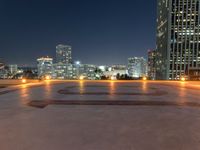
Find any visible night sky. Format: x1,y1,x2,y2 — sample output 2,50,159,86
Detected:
0,0,156,66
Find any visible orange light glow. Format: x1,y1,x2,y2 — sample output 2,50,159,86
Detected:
22,79,27,83
45,75,51,80
181,77,186,82
79,76,84,80
109,81,116,95
79,80,85,94
111,76,115,80
143,77,147,81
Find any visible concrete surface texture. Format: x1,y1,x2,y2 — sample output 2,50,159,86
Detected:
0,79,40,85
0,80,200,150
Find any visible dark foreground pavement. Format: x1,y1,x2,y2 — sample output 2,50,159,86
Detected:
0,80,200,150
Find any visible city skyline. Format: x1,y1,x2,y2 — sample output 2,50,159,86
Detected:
1,1,200,149
0,0,156,66
35,45,148,80
0,43,153,68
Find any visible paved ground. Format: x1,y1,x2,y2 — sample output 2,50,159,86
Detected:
0,80,200,150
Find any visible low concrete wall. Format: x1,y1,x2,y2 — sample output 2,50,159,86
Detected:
0,79,40,85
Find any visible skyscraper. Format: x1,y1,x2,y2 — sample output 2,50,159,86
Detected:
148,50,156,80
128,57,147,78
56,44,72,64
156,0,200,80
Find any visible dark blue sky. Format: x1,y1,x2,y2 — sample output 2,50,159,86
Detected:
0,0,156,66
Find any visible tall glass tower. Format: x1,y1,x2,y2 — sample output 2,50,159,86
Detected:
56,44,72,64
156,0,200,80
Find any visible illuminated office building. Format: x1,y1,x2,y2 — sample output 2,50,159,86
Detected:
0,62,7,79
156,0,200,80
8,64,18,75
56,44,72,64
53,63,78,79
148,50,156,80
128,57,147,78
37,57,53,77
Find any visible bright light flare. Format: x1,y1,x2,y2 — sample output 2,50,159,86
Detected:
143,77,147,81
79,76,84,80
181,77,186,82
76,61,80,65
111,76,115,80
22,79,27,83
45,75,51,80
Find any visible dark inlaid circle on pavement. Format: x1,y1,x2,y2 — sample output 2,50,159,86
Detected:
27,100,200,109
58,85,167,96
0,89,18,95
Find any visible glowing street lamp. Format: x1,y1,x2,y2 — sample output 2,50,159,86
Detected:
143,77,147,81
45,75,51,80
22,79,27,83
111,76,115,80
79,76,84,80
181,77,186,82
75,61,80,65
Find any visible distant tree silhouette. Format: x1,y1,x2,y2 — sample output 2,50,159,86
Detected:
116,73,120,80
101,75,109,80
23,70,37,79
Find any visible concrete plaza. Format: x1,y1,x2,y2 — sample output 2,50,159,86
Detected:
0,80,200,150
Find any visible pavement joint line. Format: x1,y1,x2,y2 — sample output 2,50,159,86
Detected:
27,100,200,109
0,89,19,95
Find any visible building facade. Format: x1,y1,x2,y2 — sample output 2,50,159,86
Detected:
111,65,127,71
128,57,147,78
37,57,53,77
188,68,200,80
148,50,156,80
156,0,200,80
79,64,97,79
0,62,7,79
8,64,18,75
53,63,78,79
56,44,72,64
70,63,97,80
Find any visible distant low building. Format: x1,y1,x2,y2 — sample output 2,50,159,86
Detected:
102,65,127,79
53,63,78,79
103,70,127,77
37,57,53,77
68,63,97,80
128,57,147,78
98,66,107,72
0,70,8,79
79,64,97,80
0,62,4,70
189,68,200,81
8,64,18,75
0,62,7,79
53,63,68,79
111,65,127,71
